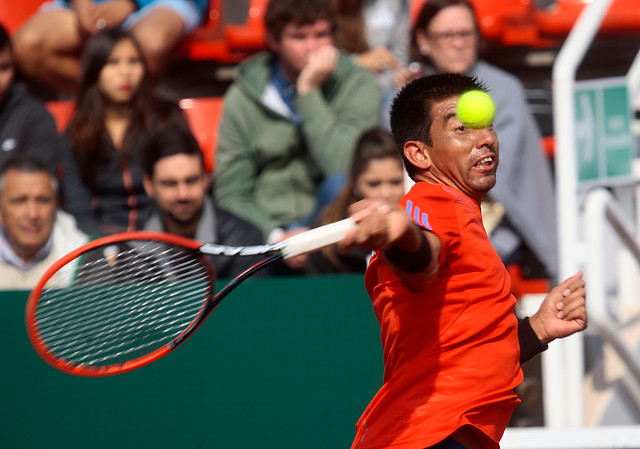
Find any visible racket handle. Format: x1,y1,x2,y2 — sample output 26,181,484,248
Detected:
282,218,356,258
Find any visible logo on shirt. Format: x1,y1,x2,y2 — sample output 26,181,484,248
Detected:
405,200,432,230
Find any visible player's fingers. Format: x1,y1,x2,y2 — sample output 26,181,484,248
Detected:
547,271,584,306
557,271,584,292
558,289,586,313
559,304,587,325
349,199,390,222
556,286,586,320
340,202,390,251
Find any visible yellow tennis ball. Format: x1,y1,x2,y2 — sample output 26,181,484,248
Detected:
456,90,496,129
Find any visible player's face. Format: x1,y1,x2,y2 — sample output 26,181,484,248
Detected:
355,157,405,204
0,45,15,103
416,5,478,75
146,154,208,225
421,96,499,202
0,169,56,261
269,19,333,81
98,38,144,104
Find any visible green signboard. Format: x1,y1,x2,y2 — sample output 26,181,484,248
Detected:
574,77,635,182
0,276,383,449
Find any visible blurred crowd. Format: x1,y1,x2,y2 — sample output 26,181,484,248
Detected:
0,0,557,289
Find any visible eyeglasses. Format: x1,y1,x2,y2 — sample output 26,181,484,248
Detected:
427,30,477,45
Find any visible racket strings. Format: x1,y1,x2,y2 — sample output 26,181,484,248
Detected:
34,241,213,368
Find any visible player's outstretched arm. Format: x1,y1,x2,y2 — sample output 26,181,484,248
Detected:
340,199,441,292
528,272,587,345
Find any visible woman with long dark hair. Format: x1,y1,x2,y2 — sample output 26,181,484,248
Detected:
60,27,187,236
306,127,404,273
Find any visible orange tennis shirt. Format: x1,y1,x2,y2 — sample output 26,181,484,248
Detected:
353,183,523,449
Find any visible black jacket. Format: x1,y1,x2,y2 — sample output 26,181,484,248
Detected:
0,84,59,172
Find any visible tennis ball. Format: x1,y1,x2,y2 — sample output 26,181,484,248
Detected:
456,90,496,129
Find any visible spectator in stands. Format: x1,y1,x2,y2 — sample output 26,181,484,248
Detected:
307,127,404,274
141,123,269,279
0,23,59,173
393,0,558,279
214,0,381,273
332,0,411,124
0,155,88,290
11,0,208,94
59,27,188,236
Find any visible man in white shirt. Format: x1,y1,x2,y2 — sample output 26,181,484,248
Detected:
0,155,88,290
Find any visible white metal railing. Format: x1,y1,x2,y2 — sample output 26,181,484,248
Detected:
585,188,640,408
551,0,617,428
547,0,640,431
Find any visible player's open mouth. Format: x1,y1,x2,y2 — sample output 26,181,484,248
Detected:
474,156,494,167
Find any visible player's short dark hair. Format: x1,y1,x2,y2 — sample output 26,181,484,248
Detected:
264,0,336,43
141,124,204,178
390,73,487,180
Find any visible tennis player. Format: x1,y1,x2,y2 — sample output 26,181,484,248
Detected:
339,73,587,449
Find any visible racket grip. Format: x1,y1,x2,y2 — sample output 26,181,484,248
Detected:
282,218,356,258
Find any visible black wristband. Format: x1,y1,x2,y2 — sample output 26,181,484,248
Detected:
519,316,548,364
383,233,431,274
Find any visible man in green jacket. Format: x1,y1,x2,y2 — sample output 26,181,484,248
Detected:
213,0,381,271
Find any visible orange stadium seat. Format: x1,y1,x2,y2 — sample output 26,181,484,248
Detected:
223,0,268,52
175,0,235,62
535,0,640,38
0,0,46,34
179,96,224,174
45,100,75,133
46,97,223,174
176,0,267,63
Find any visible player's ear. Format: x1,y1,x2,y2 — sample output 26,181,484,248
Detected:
404,141,432,171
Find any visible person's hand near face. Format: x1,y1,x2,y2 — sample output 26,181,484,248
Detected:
267,18,338,95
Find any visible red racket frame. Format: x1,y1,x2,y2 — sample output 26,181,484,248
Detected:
25,231,216,377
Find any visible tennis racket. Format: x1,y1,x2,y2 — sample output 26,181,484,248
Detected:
26,218,355,377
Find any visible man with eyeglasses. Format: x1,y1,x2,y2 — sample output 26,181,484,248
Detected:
391,0,558,286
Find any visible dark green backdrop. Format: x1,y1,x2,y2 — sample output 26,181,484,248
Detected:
0,274,383,449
